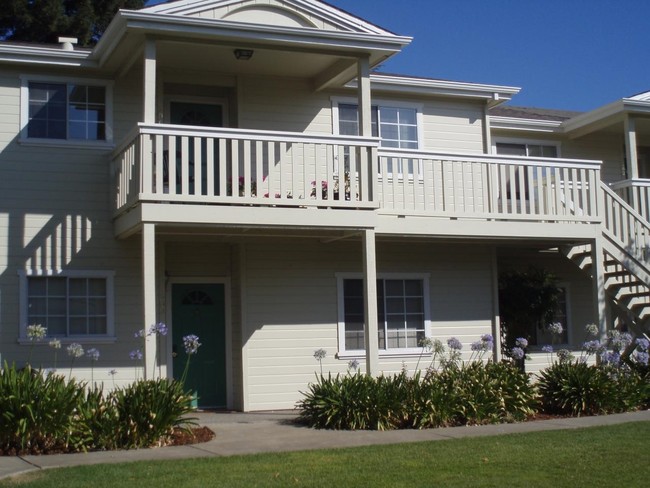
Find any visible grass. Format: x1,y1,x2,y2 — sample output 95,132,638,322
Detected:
2,422,648,488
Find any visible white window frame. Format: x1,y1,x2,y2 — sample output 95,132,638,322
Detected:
492,137,561,158
19,75,114,148
336,272,431,358
331,96,424,148
18,270,116,343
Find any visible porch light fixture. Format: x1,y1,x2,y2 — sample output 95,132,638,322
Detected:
233,49,254,61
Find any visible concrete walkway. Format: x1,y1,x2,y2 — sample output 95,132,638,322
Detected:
1,409,649,481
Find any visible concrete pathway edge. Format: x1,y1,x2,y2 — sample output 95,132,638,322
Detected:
1,409,648,481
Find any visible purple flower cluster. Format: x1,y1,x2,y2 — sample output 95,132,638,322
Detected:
582,340,604,355
510,347,525,360
447,337,463,351
515,337,528,349
183,334,201,355
149,322,168,336
129,348,143,361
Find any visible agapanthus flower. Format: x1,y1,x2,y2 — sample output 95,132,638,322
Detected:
542,345,554,353
419,337,434,351
547,322,564,335
49,338,61,349
149,322,168,336
481,334,494,343
183,335,201,355
633,351,649,366
609,331,633,352
66,343,84,358
556,349,574,363
134,328,146,338
313,348,327,361
431,339,445,354
447,337,462,351
348,359,360,371
510,347,525,360
585,323,599,337
635,337,649,352
86,348,100,361
129,348,143,361
600,350,621,366
515,337,528,348
26,324,47,341
582,340,603,355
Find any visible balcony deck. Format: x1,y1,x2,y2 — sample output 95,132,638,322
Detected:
111,124,604,240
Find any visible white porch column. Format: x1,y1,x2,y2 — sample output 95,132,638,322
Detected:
490,247,502,361
624,114,639,180
142,223,157,379
591,238,608,339
357,56,372,137
362,229,379,375
143,38,157,124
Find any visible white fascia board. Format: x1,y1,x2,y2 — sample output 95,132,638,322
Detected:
0,44,94,67
562,98,650,134
489,116,563,133
346,74,520,103
140,0,397,36
93,11,410,65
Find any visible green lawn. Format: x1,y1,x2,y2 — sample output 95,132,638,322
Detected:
2,422,648,488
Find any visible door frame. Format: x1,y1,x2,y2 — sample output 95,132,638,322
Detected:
164,95,229,126
165,277,232,409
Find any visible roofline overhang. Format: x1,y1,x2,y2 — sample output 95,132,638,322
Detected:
489,116,563,133
0,43,94,67
93,10,412,69
562,98,650,137
346,74,520,106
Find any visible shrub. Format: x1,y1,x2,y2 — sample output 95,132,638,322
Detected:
110,378,196,448
0,363,86,454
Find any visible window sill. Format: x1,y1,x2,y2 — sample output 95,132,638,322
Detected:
18,336,117,346
337,349,429,360
18,138,115,151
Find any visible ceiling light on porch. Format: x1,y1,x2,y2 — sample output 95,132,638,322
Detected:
233,49,254,61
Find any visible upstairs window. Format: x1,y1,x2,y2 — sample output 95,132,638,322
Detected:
495,142,558,158
338,103,419,149
21,77,112,144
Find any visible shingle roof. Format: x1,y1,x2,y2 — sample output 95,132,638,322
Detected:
489,105,582,122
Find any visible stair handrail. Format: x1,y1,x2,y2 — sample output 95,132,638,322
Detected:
600,181,650,267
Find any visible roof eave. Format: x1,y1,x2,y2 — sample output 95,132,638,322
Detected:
350,74,520,104
562,98,650,135
0,43,94,67
489,116,564,133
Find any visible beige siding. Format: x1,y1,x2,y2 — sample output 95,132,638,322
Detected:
562,133,624,184
242,239,495,411
421,99,485,153
239,76,332,134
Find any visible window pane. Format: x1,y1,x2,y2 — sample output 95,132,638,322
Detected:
88,317,107,335
69,278,87,296
381,107,399,123
28,297,47,315
404,280,422,295
88,279,106,295
385,280,403,296
406,297,423,313
496,143,527,156
28,277,47,295
69,317,87,335
400,125,418,142
69,297,87,315
398,108,417,125
47,317,67,336
48,277,66,295
386,298,404,314
48,297,67,315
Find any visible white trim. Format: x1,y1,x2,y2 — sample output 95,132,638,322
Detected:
19,74,114,144
166,277,233,410
17,269,116,341
489,115,564,133
335,272,431,357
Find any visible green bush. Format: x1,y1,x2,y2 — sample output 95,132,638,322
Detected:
537,361,631,416
0,363,196,454
0,363,86,454
297,362,537,430
110,378,196,448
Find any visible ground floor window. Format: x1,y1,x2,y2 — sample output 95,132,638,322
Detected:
533,285,570,346
20,271,114,338
338,275,429,354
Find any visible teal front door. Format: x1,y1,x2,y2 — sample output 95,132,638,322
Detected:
171,283,227,408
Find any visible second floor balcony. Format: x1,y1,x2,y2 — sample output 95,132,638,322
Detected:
111,124,605,239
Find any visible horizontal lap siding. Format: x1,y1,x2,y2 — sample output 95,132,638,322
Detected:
562,133,624,184
242,239,494,410
0,68,143,382
422,100,484,153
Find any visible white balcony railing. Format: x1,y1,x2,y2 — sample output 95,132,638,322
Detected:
377,149,603,222
610,179,650,224
112,125,604,226
112,123,379,215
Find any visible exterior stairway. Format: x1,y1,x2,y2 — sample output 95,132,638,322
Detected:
562,182,650,335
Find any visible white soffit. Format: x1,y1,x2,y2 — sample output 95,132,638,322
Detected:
489,116,563,133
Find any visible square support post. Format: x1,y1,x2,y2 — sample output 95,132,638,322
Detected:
142,223,157,379
624,115,639,180
363,229,379,375
591,238,608,339
143,39,157,124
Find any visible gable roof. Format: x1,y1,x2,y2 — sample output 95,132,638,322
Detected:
139,0,396,35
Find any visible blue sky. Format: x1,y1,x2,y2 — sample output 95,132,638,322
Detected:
145,0,650,112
